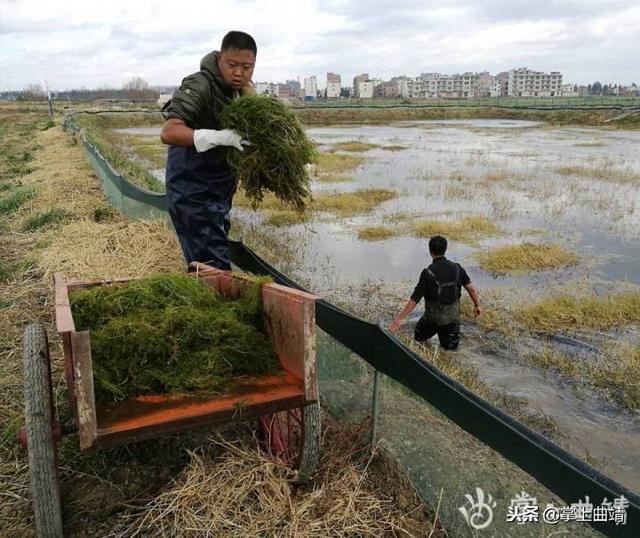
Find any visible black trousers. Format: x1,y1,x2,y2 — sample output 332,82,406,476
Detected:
165,145,235,270
414,316,460,351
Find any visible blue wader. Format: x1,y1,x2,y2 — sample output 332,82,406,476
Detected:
165,145,236,270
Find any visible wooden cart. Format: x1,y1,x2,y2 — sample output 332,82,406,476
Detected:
20,264,320,537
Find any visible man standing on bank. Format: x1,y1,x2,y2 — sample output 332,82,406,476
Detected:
160,31,256,270
390,235,481,351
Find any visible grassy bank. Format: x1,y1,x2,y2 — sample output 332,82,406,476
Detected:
71,112,165,192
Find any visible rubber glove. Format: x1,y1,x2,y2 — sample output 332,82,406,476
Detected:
193,129,248,153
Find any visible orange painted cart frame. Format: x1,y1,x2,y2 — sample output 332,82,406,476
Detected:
20,264,321,536
53,263,319,451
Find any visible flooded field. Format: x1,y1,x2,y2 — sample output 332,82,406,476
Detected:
117,120,640,493
301,120,640,491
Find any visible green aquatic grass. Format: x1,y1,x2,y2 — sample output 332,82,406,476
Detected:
71,273,279,401
22,208,73,231
222,95,317,210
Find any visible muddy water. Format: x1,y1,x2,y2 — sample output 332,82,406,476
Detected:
298,120,640,493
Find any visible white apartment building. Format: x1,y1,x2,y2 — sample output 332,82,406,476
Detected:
326,72,341,99
507,67,563,97
255,82,277,96
405,72,486,98
353,73,369,98
357,81,374,98
303,76,318,99
561,84,578,97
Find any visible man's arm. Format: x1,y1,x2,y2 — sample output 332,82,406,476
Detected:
390,299,418,332
160,118,195,146
463,283,482,318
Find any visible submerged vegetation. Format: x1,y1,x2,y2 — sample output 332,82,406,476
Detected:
124,135,167,169
530,345,640,411
331,141,380,152
556,165,640,183
71,273,279,401
313,188,396,216
358,226,397,241
314,151,365,182
476,243,580,274
412,216,500,242
222,95,318,210
517,292,640,332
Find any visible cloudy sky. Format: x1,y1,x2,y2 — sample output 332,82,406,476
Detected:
0,0,638,91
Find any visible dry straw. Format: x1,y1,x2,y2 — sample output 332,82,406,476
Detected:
37,219,184,280
123,423,433,538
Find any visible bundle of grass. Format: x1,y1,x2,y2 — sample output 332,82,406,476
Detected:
221,95,318,210
70,273,280,401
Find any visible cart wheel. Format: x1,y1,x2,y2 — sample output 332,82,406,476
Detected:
259,402,321,482
23,324,63,538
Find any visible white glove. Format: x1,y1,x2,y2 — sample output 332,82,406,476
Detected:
193,129,248,153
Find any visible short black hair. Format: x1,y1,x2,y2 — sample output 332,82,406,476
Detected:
429,235,447,256
221,31,257,56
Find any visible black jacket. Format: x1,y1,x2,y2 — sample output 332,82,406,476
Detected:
411,256,471,305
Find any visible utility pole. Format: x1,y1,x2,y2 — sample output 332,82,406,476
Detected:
45,80,53,116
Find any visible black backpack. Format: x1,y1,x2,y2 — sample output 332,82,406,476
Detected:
426,264,460,305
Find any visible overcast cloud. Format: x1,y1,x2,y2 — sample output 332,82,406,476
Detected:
0,0,638,90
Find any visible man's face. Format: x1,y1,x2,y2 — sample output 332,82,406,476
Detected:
218,48,256,90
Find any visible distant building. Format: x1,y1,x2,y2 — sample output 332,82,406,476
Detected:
507,67,563,97
374,80,402,98
357,80,374,99
561,84,578,97
276,83,297,99
157,93,172,106
303,76,318,99
353,73,369,98
326,72,341,99
255,82,277,96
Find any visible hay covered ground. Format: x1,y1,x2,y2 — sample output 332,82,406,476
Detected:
0,103,441,537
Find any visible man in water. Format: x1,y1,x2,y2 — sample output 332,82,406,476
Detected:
160,31,256,270
390,235,481,350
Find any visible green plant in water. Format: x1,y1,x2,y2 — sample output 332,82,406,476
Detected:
70,273,280,401
221,95,318,211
